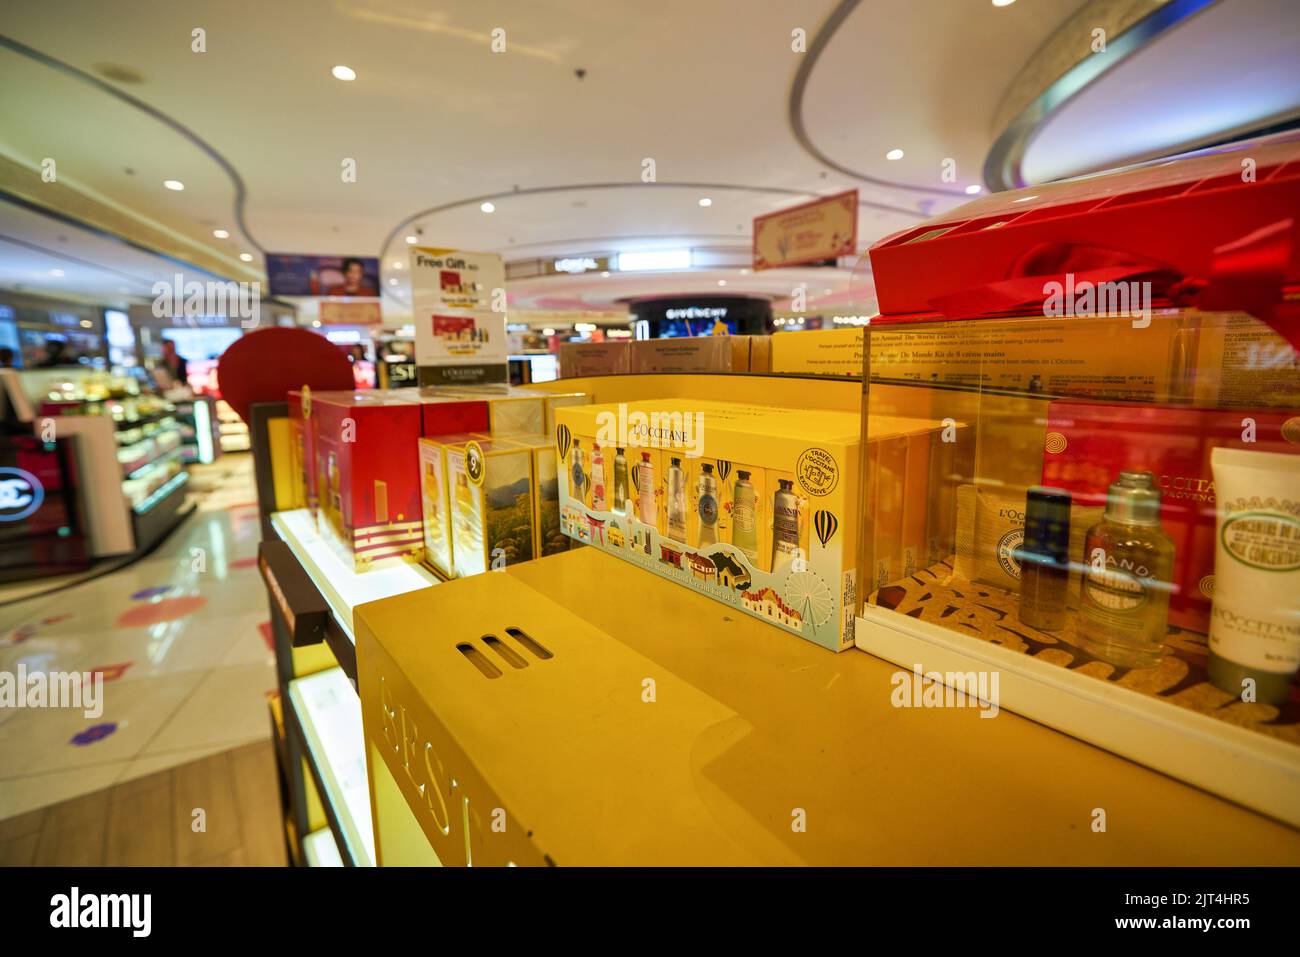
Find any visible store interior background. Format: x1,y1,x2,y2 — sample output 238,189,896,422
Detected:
1,0,1298,865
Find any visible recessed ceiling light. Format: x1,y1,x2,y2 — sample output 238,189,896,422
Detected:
388,278,398,285
542,328,556,336
965,185,983,195
886,149,904,161
480,201,495,213
239,252,253,262
312,320,322,327
392,261,403,268
717,279,727,287
79,319,93,328
213,229,229,239
49,269,64,276
992,0,1016,6
698,197,712,207
405,235,418,245
332,65,356,81
163,179,184,191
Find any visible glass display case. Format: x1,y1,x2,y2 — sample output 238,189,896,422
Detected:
856,132,1300,826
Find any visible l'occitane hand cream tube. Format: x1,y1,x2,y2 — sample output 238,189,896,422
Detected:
1207,448,1300,705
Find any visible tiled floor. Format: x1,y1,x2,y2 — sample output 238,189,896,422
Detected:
0,739,287,866
0,456,278,822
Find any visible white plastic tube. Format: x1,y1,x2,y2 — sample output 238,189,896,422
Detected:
1207,447,1300,704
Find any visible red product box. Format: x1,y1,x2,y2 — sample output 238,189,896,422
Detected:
311,390,425,572
1042,400,1300,633
416,392,490,437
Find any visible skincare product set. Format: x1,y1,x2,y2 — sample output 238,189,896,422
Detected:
287,385,588,574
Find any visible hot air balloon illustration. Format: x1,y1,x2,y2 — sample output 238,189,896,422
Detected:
556,424,572,461
813,509,838,547
714,459,732,482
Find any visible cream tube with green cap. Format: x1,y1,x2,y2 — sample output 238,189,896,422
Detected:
1207,447,1300,705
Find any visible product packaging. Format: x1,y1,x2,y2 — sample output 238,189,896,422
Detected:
431,434,538,578
310,390,425,572
556,398,860,651
287,387,315,513
628,336,754,373
559,341,631,378
1041,400,1300,632
770,327,864,377
1207,447,1300,704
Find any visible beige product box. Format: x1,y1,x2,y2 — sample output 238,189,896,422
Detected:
629,335,751,373
749,335,772,373
559,341,630,378
771,327,865,377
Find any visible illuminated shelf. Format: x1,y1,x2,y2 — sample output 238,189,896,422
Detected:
270,508,440,643
287,667,375,867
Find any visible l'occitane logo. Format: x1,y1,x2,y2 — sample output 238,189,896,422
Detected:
1044,432,1068,454
1282,417,1300,445
1221,511,1300,572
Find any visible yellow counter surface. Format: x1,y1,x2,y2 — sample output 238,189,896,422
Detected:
356,546,1300,865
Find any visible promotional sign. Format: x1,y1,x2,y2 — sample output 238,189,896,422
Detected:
410,246,507,386
752,189,858,271
318,300,383,325
265,254,382,298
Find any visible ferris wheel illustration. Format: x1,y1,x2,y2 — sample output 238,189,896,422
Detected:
784,569,834,635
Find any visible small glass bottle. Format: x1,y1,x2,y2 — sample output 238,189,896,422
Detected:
666,457,687,540
1017,486,1072,632
731,471,759,562
612,447,629,512
1076,471,1176,669
697,463,719,546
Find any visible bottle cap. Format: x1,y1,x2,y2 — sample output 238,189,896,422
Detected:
671,457,681,466
616,447,624,454
778,479,793,491
1022,486,1071,564
641,451,651,461
737,470,750,480
702,463,713,474
1104,470,1162,525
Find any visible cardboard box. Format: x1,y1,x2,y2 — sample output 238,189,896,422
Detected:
287,388,314,512
629,336,751,373
420,434,543,578
556,398,860,651
559,341,630,378
771,327,864,377
311,391,424,572
1041,401,1300,633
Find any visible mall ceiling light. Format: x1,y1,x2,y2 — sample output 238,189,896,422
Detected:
886,148,904,161
405,235,418,244
698,197,712,207
332,65,356,81
543,327,556,336
992,0,1016,6
965,184,983,194
480,201,496,213
163,179,184,191
239,252,253,262
617,249,691,271
212,228,229,238
717,279,727,286
312,320,322,327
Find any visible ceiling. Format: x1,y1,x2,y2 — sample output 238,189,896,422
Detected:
1,0,1292,325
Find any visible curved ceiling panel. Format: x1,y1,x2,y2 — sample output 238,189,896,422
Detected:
799,0,1088,198
1020,0,1300,184
0,38,260,281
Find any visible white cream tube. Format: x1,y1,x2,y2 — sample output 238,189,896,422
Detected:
1207,447,1300,705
